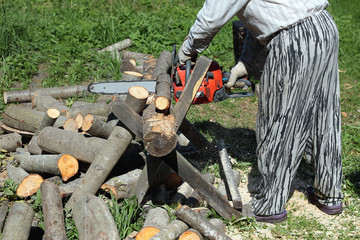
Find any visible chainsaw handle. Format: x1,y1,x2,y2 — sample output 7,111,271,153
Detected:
185,60,191,85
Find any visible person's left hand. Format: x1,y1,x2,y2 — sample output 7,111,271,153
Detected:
178,37,197,65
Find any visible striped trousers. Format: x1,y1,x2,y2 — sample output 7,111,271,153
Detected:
252,10,343,216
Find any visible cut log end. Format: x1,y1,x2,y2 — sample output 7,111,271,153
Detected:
179,230,202,240
135,226,160,240
16,174,44,198
58,154,79,181
155,96,170,111
82,114,94,132
100,184,118,198
124,71,144,78
47,108,61,119
75,113,84,129
63,118,78,132
129,86,149,100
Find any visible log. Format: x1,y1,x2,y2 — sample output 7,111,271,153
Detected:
74,113,84,129
100,38,133,53
218,139,242,210
142,100,177,157
0,202,35,240
178,228,204,240
67,102,111,119
151,50,172,80
155,73,172,111
142,58,157,80
150,219,189,240
65,126,132,209
63,118,78,132
175,206,232,240
2,105,67,133
121,51,154,68
121,71,144,81
101,168,142,199
125,86,149,115
4,84,88,104
173,56,212,129
73,194,120,240
6,165,44,198
82,114,113,138
135,207,170,240
209,218,226,234
17,154,79,181
0,124,34,136
46,174,84,198
32,94,69,115
35,108,60,136
40,181,67,240
120,58,139,73
0,133,22,152
0,200,9,233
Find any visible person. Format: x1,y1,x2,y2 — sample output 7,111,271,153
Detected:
178,0,343,223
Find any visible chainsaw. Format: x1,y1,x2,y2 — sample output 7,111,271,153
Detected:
88,45,255,104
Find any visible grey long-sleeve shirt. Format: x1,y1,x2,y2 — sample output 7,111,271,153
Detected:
182,0,329,67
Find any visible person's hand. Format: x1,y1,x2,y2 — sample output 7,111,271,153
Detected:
225,61,248,88
178,38,196,65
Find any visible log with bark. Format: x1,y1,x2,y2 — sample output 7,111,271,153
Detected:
0,133,22,152
124,86,149,115
0,202,35,240
73,194,120,240
142,58,157,80
154,73,172,112
121,51,154,70
6,164,44,198
151,50,172,80
0,200,9,234
100,38,133,55
218,139,242,210
65,126,132,209
32,94,69,115
135,207,170,240
82,114,113,138
142,99,177,157
4,84,88,104
67,101,111,119
101,168,142,199
40,181,67,240
120,58,139,73
16,153,79,181
150,219,189,240
2,105,68,133
175,205,232,240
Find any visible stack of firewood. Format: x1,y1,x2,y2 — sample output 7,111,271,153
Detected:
0,40,243,240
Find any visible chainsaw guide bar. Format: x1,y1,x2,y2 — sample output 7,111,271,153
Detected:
88,80,156,95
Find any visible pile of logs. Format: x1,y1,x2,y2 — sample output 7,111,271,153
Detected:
0,40,244,239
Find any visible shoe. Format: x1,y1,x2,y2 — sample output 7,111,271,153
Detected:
242,203,287,223
306,187,343,215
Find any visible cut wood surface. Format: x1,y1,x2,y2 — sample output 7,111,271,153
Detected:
4,84,88,104
149,219,189,240
6,164,44,197
32,94,69,115
63,118,79,132
40,181,68,240
155,73,172,111
178,228,204,240
0,200,9,234
151,50,172,80
74,113,84,129
125,86,149,115
173,56,212,128
73,194,120,240
67,101,111,118
175,206,232,240
101,168,142,199
18,153,78,181
0,133,22,152
142,100,177,157
65,126,132,209
82,114,113,138
218,139,242,210
121,71,144,81
0,202,35,240
136,207,170,240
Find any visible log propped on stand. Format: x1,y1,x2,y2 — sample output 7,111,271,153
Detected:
73,194,120,240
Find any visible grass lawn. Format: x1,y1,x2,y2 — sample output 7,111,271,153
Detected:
0,0,359,239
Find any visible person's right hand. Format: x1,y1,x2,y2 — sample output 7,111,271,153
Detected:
225,61,248,88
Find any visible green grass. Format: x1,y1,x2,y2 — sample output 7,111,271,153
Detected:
0,0,359,238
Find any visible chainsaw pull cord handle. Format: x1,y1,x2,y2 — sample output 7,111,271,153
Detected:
185,60,191,85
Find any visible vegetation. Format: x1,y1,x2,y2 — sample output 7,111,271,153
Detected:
0,0,359,238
